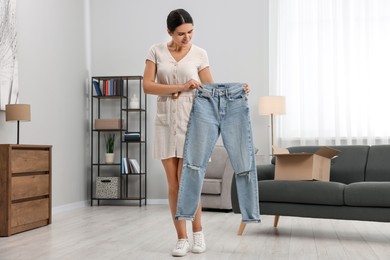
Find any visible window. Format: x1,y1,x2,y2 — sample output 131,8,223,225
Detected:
270,0,390,146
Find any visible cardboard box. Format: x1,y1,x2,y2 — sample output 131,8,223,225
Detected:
95,119,124,130
273,146,340,181
95,177,120,198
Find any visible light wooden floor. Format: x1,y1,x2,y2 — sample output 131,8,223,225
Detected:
1,205,390,260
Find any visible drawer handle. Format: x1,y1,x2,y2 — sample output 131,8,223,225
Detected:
101,180,111,183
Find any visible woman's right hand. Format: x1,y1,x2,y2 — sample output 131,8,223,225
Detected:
183,79,202,91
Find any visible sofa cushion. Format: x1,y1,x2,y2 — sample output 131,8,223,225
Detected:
344,182,390,207
328,145,369,184
202,179,222,195
259,180,345,206
365,145,390,181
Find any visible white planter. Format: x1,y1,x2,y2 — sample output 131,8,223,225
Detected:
105,153,115,164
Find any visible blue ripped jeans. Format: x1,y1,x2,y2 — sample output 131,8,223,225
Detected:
175,83,260,223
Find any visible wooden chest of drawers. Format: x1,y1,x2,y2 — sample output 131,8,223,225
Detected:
0,144,52,236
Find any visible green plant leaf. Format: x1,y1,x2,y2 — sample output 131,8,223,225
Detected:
104,133,115,153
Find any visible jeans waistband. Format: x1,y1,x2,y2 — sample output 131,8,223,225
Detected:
200,83,245,97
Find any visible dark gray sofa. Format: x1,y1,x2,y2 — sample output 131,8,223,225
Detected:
231,145,390,235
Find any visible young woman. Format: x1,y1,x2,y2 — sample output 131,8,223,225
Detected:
143,8,249,257
143,9,212,257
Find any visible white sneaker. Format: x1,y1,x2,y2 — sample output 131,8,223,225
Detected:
192,231,206,253
171,239,190,257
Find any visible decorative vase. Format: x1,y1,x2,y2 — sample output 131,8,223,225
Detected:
129,94,139,109
105,153,115,164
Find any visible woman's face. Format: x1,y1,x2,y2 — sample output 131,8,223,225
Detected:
169,23,193,47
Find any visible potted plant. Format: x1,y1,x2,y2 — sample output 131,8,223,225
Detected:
104,133,115,164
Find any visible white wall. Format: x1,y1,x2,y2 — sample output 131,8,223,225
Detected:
0,0,89,207
90,0,270,200
0,0,270,206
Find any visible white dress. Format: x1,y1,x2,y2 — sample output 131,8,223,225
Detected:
146,43,210,160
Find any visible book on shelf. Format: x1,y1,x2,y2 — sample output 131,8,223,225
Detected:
104,80,109,96
129,159,141,174
93,79,103,96
121,158,141,174
122,158,129,174
115,79,123,96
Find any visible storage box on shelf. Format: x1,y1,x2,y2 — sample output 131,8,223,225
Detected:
0,144,52,236
95,177,120,199
95,119,124,130
90,76,147,206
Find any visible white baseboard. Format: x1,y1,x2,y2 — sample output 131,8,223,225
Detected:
52,199,168,214
52,200,89,215
147,199,168,205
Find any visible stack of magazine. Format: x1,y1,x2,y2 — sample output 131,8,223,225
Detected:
122,158,141,174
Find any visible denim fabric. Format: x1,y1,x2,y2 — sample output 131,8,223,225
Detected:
175,83,261,223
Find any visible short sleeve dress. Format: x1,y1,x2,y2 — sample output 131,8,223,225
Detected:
146,42,209,160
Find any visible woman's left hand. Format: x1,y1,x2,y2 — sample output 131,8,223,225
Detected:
244,84,250,94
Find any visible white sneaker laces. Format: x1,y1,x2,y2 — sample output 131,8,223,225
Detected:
176,239,188,249
193,233,203,247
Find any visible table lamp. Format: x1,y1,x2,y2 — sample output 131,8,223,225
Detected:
258,96,286,150
5,104,31,144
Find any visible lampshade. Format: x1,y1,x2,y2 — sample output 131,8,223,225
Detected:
258,96,286,115
5,104,31,121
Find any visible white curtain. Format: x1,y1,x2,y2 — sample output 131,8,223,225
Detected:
0,0,18,111
270,0,390,147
